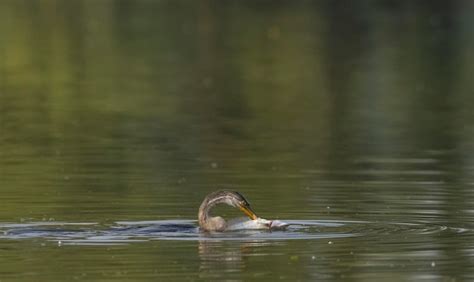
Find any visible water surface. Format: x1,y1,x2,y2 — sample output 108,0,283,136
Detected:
1,0,474,281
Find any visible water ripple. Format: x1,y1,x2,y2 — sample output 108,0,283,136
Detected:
0,220,472,246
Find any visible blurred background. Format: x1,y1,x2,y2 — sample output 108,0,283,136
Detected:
0,0,474,280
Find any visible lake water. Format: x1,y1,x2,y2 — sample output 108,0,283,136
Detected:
1,1,474,281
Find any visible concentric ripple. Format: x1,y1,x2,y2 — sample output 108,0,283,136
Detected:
0,220,471,246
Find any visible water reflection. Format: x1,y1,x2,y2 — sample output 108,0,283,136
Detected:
198,241,252,278
0,219,473,280
1,0,474,280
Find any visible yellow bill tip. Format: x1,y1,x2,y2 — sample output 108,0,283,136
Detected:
239,205,258,220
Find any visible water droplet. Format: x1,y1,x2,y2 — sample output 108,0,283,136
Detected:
431,261,436,267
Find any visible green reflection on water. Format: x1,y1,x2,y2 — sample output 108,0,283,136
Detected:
1,0,474,281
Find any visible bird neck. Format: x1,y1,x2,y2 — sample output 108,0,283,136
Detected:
198,198,215,227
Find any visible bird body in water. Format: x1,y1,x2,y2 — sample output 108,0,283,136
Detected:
198,190,288,231
198,190,257,231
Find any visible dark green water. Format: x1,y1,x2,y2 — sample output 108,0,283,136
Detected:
1,1,474,281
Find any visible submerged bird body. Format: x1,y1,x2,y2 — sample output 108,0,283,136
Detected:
198,190,289,231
